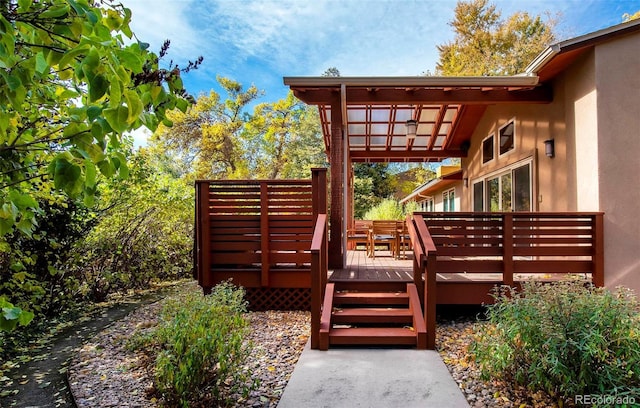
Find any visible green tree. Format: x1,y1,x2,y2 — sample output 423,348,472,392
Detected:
68,148,194,302
153,77,261,179
623,10,640,21
353,163,395,217
0,0,198,333
246,92,326,179
0,0,198,239
436,0,556,75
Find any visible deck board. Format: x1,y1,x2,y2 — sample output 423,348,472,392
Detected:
329,250,414,281
329,250,592,283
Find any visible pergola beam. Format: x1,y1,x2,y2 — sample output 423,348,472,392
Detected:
292,86,552,105
349,149,466,161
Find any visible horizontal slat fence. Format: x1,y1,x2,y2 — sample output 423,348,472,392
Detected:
195,169,327,310
409,211,604,350
413,212,604,287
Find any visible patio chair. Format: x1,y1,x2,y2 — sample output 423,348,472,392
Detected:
367,220,399,258
395,220,412,259
347,220,371,250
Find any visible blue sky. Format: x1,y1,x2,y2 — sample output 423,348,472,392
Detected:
122,0,640,145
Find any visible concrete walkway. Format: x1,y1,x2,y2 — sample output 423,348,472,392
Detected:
278,342,470,408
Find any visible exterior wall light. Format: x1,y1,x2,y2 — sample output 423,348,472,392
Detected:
463,177,469,188
544,139,555,158
406,119,417,140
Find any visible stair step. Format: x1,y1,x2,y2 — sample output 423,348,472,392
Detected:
332,307,413,324
329,327,417,346
333,291,409,306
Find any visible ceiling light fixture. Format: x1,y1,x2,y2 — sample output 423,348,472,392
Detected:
406,119,417,140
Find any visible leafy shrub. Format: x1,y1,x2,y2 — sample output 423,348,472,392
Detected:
69,150,194,301
151,282,254,407
0,195,94,321
364,198,417,220
472,280,640,402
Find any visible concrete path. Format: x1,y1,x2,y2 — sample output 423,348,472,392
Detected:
278,343,470,408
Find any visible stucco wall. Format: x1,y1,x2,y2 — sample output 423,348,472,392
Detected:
461,94,571,212
595,34,640,292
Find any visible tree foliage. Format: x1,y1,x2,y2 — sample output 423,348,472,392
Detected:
152,77,261,179
623,10,640,21
436,0,556,75
154,80,325,180
0,0,198,239
247,92,326,179
0,0,199,333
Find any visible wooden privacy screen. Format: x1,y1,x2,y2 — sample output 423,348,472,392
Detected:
413,212,604,287
195,170,327,310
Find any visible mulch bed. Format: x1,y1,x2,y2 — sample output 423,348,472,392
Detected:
68,283,566,407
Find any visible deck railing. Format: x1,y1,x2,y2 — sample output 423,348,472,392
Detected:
195,169,327,310
409,211,605,349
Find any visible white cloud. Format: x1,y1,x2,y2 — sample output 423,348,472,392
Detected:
121,0,201,63
200,0,456,77
126,127,152,149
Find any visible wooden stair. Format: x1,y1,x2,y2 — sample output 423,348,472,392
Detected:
319,282,427,349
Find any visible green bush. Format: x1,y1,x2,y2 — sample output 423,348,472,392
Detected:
472,280,640,402
152,282,254,407
364,198,418,220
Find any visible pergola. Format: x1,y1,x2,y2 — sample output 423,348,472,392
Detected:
284,76,552,268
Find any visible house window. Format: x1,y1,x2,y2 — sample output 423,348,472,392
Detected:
482,135,494,164
473,181,484,212
424,198,434,212
476,161,531,212
443,189,455,212
499,120,515,156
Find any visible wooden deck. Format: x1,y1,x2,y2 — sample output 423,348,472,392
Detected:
330,250,591,285
329,250,413,281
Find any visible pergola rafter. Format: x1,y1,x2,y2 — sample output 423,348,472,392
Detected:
284,75,553,268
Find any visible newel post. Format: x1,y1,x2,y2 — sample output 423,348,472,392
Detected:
312,168,328,289
502,213,514,288
425,252,437,350
311,169,328,350
593,213,605,287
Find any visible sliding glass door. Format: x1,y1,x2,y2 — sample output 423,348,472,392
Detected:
473,162,531,212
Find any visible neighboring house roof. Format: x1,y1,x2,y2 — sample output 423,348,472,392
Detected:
400,167,462,204
525,18,640,82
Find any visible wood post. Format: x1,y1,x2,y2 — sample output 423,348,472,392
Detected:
425,252,436,350
312,168,329,293
260,182,270,287
311,214,328,350
329,95,344,269
502,213,514,288
197,182,212,292
593,213,605,287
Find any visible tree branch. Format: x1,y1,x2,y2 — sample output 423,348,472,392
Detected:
0,172,48,190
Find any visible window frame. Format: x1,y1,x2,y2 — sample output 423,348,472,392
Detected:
472,159,532,212
443,188,456,212
482,134,495,165
498,118,516,157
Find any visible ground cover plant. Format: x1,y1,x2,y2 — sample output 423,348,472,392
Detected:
472,279,640,405
131,281,256,407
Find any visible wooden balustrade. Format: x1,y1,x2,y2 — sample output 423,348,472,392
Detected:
409,211,605,350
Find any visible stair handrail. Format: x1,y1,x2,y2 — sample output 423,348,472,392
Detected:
310,213,328,350
407,213,438,349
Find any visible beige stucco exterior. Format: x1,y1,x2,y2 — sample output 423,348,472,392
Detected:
459,31,640,294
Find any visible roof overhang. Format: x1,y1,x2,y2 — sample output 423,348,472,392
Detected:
400,169,463,203
284,76,551,163
526,19,640,82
